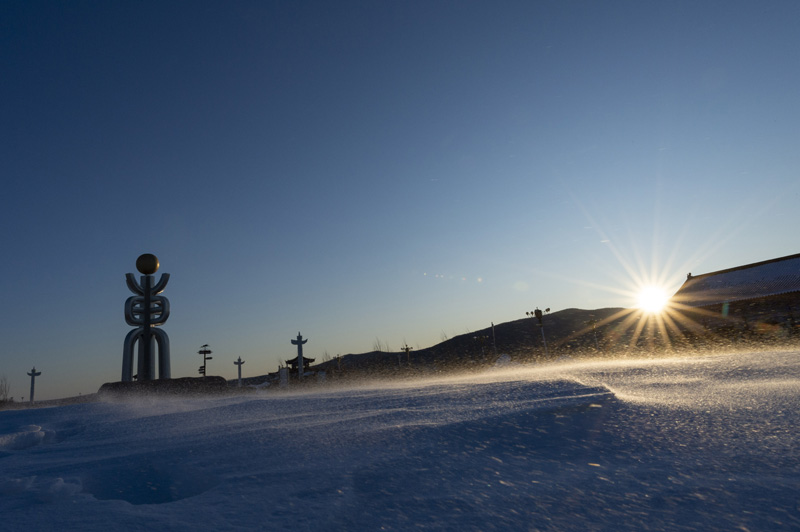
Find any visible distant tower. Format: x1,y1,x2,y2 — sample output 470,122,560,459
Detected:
122,254,171,382
27,366,41,404
234,357,245,387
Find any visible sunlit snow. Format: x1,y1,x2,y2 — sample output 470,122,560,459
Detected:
1,350,798,531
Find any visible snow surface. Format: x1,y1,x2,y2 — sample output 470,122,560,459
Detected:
1,350,799,531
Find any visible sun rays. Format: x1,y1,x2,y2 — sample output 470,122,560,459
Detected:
554,296,721,355
540,196,756,354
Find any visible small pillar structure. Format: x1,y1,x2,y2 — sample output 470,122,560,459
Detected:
27,366,41,404
198,344,212,376
288,332,314,380
122,254,171,382
234,356,245,387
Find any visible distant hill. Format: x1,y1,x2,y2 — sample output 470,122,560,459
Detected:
223,303,800,388
310,307,622,376
309,304,799,378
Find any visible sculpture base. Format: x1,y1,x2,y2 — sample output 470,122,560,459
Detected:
98,377,229,397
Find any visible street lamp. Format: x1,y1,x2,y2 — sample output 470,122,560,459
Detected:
526,308,550,357
198,344,213,377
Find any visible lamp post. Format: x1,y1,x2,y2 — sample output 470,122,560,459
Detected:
526,307,550,357
198,344,212,377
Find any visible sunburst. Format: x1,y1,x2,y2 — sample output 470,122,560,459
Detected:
637,286,669,314
543,199,745,354
555,285,720,354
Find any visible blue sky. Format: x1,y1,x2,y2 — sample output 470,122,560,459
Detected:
2,1,799,400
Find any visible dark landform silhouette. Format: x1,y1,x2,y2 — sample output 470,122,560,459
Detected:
4,304,797,408
239,303,799,388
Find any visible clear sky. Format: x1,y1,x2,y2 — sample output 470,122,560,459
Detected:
2,1,799,400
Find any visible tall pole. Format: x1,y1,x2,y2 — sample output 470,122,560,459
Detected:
27,366,41,404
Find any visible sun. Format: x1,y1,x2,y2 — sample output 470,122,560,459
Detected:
550,192,746,353
637,286,669,313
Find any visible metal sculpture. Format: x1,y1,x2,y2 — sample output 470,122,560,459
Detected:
122,254,171,382
27,366,41,404
234,356,245,387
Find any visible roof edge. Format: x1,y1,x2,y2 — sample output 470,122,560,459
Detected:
686,252,800,281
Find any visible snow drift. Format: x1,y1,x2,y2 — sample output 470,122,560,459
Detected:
1,350,799,531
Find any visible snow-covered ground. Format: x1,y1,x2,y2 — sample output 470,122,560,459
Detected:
2,350,798,531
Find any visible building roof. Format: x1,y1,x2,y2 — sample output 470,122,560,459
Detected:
285,356,316,366
672,252,800,308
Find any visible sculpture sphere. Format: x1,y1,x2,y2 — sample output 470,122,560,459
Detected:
136,253,160,275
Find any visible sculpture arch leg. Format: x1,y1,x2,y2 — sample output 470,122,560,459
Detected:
153,328,171,380
137,336,146,381
122,329,142,382
147,335,156,380
137,335,156,381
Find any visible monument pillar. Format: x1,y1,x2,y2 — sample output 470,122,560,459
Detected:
123,254,171,381
234,357,245,387
27,367,41,404
291,332,308,379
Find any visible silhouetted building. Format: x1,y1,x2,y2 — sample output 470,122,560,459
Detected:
671,252,800,337
285,356,316,377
